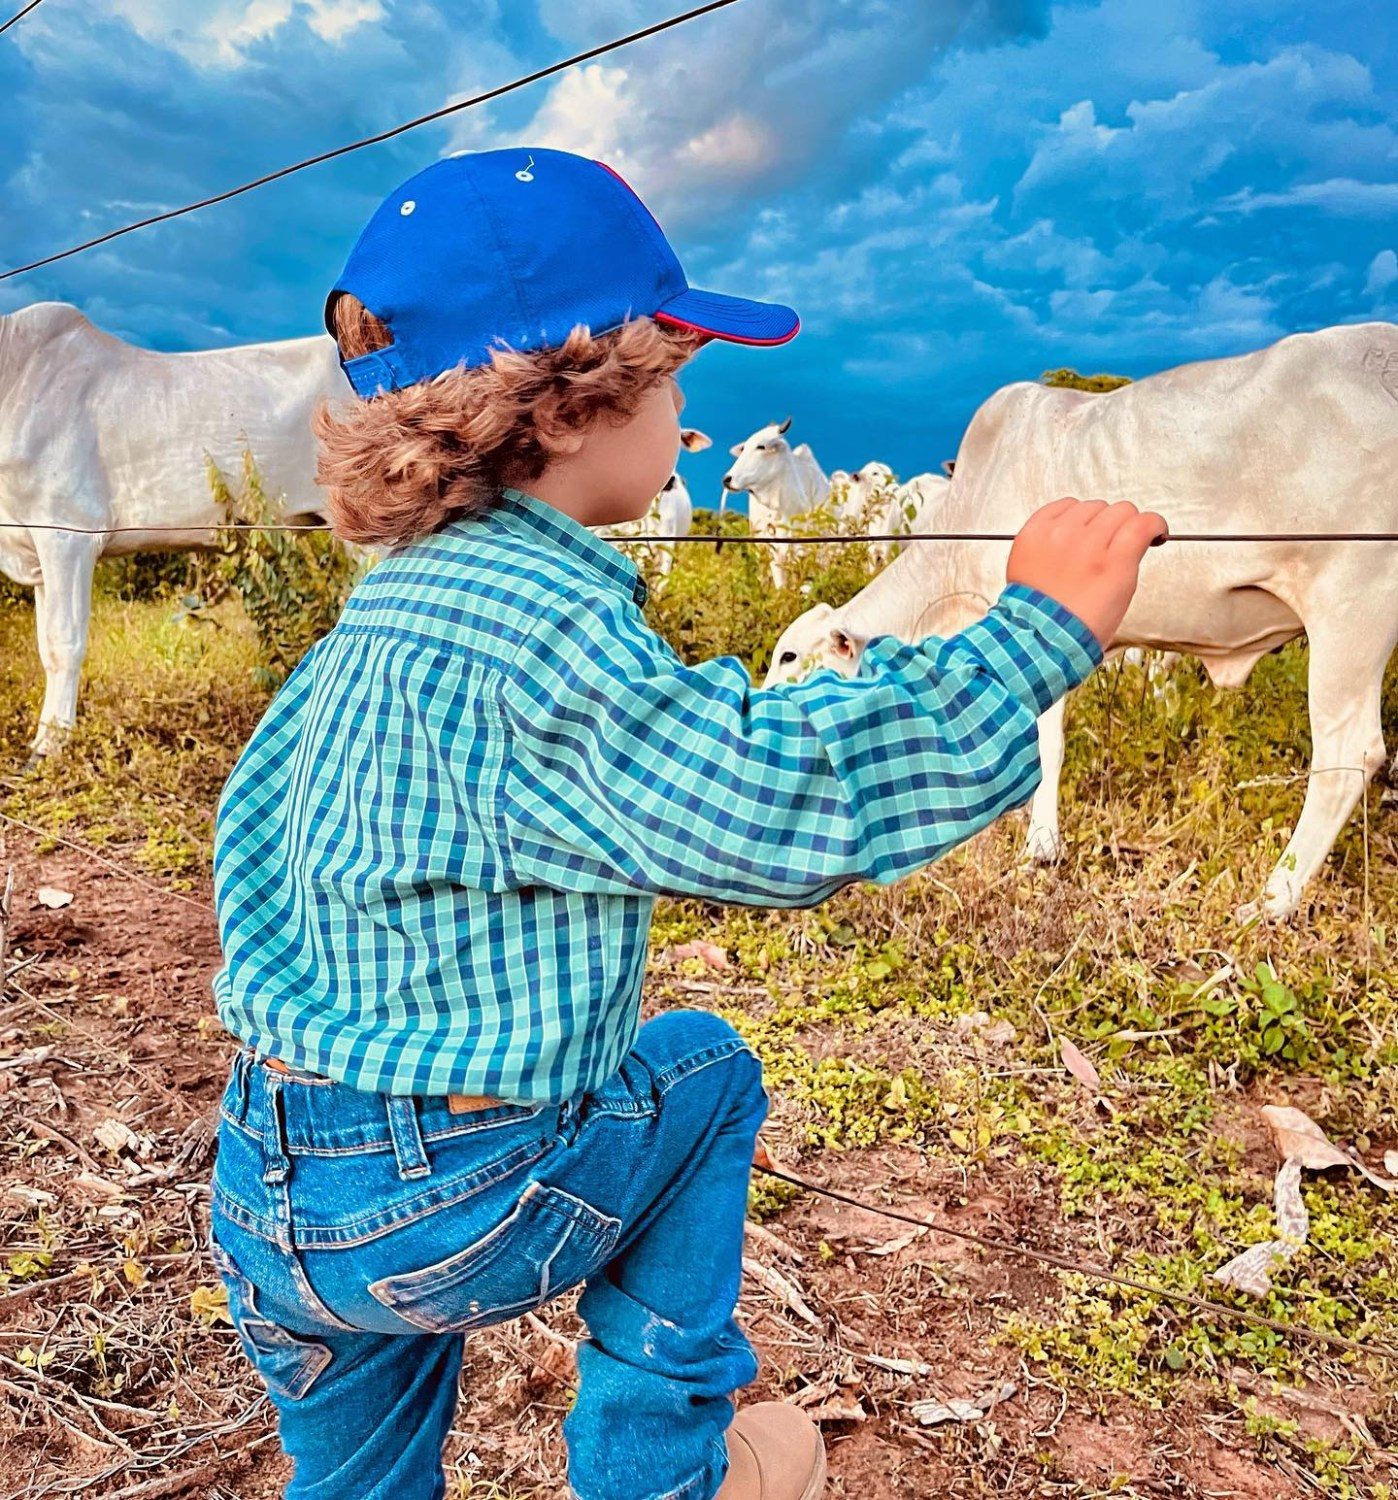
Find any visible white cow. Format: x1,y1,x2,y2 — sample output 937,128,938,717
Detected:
765,324,1398,921
0,301,351,757
721,417,830,589
845,463,953,562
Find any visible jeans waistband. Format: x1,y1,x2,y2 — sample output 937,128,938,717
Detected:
223,1048,567,1181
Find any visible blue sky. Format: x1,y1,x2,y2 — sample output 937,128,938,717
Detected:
1,0,1394,507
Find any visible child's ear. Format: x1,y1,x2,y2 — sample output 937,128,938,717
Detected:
536,424,587,457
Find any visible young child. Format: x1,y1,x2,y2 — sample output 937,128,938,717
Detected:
207,147,1165,1500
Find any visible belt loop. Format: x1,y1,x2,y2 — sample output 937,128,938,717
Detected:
234,1050,252,1119
261,1077,291,1186
386,1096,431,1181
557,1096,578,1148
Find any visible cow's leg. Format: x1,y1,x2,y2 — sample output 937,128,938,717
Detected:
1240,622,1395,922
1023,695,1066,863
29,535,100,759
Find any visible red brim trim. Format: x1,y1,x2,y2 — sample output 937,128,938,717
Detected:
654,310,801,347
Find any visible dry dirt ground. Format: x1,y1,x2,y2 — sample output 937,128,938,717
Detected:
2,826,1390,1500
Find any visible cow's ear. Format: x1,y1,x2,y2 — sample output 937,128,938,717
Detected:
729,442,744,457
776,415,792,435
829,627,862,660
681,428,712,452
941,459,956,477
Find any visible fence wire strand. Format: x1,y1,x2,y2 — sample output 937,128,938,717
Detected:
1,520,1396,543
0,0,746,281
0,0,46,38
755,1163,1398,1363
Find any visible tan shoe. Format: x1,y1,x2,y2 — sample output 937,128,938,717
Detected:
714,1402,827,1500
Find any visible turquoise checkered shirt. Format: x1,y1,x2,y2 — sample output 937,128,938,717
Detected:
211,487,1100,1100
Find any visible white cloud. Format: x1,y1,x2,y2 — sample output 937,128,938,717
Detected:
106,0,385,67
304,0,385,43
1365,249,1398,298
683,115,774,176
455,0,1045,227
1219,179,1398,217
523,64,639,169
1015,47,1380,219
983,218,1112,286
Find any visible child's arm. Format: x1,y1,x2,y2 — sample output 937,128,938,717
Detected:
498,499,1164,905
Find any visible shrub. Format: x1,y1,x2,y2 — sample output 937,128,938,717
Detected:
206,450,366,691
1042,367,1133,393
95,552,200,603
640,503,879,675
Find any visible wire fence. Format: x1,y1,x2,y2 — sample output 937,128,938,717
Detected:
3,0,1395,1381
1,520,1396,543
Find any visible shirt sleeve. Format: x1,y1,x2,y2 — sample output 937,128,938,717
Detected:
497,581,1101,905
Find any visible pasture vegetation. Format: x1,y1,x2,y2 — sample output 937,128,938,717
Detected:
1,488,1395,1496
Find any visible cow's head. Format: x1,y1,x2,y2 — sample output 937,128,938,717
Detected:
845,461,896,513
722,416,792,493
762,602,868,687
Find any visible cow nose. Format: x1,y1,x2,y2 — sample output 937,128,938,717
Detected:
721,474,735,490
663,476,677,491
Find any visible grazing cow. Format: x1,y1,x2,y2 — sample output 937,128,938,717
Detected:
610,428,711,578
765,324,1398,920
721,417,830,588
0,302,350,757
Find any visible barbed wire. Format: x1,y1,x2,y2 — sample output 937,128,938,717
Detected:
1,520,1396,543
0,0,746,281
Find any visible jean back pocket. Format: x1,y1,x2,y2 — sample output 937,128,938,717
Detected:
367,1181,621,1334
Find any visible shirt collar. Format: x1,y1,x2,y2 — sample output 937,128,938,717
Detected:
472,487,649,607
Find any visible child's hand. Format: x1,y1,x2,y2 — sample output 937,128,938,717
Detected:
1006,497,1168,647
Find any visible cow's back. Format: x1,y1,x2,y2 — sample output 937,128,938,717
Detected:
1,302,348,528
953,324,1398,534
942,325,1398,650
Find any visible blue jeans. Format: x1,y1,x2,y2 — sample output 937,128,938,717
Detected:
209,1010,768,1500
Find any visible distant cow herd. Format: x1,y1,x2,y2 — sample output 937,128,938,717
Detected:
1,301,1394,919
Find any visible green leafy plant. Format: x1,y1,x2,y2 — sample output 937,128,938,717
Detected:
1239,961,1314,1063
206,449,366,690
1042,367,1133,392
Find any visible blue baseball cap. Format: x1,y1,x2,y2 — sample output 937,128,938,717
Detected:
324,146,800,399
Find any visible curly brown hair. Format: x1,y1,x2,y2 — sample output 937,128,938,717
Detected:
313,294,705,547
